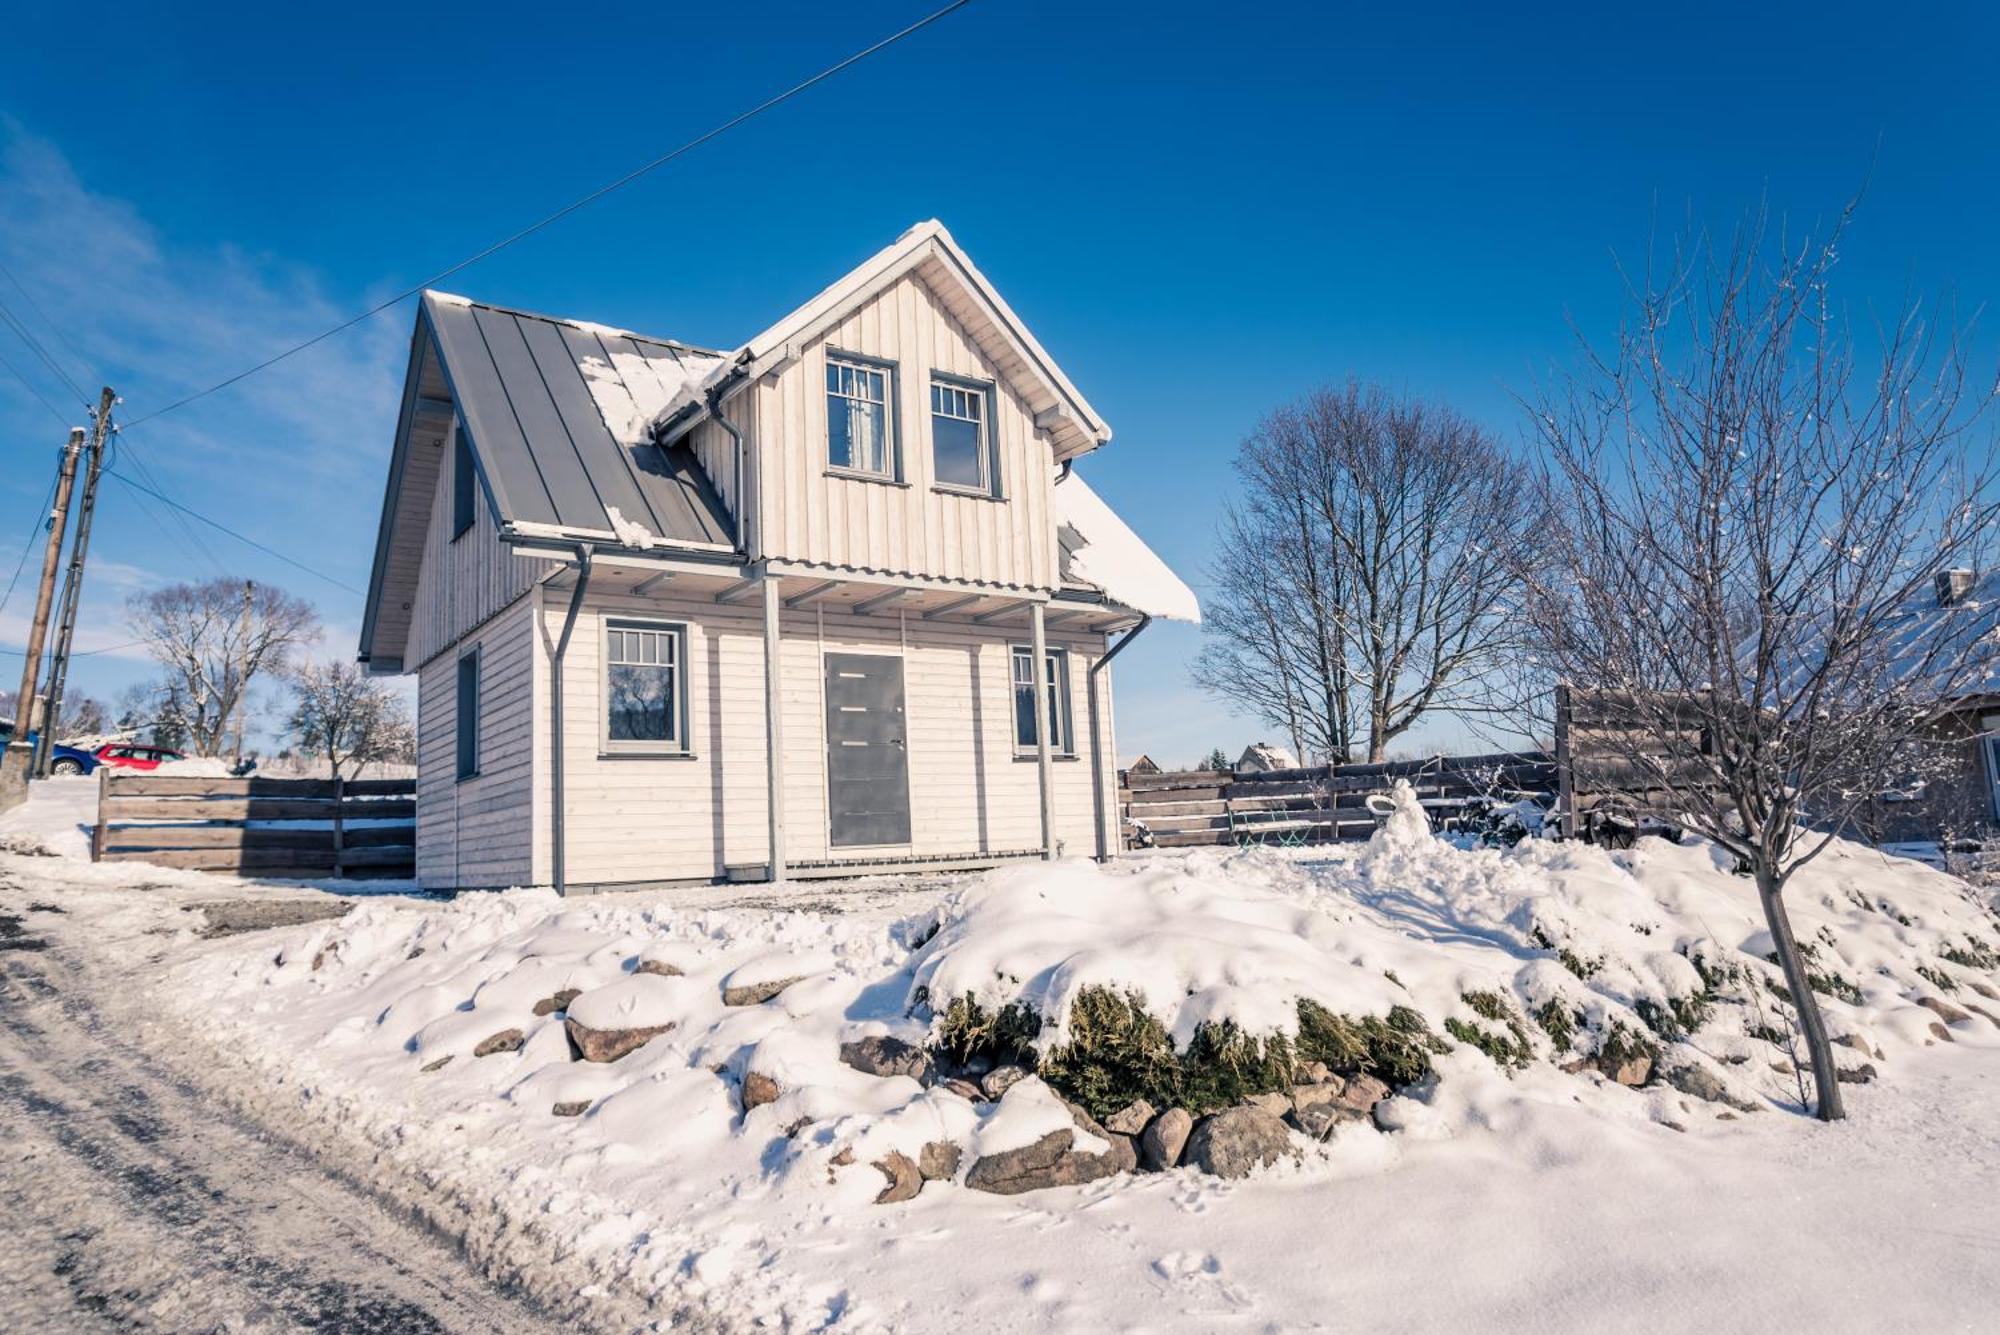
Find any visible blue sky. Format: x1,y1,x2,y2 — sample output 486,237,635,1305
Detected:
3,0,1998,763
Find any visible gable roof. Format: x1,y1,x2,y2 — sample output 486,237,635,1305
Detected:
658,220,1113,461
1050,472,1200,623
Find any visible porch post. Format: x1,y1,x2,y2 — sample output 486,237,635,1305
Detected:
763,572,788,885
1031,601,1056,859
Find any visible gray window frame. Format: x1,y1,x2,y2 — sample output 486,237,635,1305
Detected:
1010,644,1075,758
455,645,481,781
929,371,1002,499
823,349,901,483
600,617,691,757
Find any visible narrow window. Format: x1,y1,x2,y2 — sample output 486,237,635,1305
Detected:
456,647,480,780
604,620,686,753
826,355,894,478
931,376,995,494
1011,645,1074,756
452,422,477,538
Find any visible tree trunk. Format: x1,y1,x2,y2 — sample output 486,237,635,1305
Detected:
1755,864,1845,1122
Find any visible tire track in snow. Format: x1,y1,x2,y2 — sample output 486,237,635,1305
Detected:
0,900,572,1333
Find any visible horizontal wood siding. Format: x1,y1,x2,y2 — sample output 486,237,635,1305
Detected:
405,418,549,672
416,597,537,889
528,585,1112,887
750,272,1058,592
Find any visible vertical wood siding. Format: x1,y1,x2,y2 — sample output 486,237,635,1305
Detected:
415,596,537,888
522,589,1112,888
405,426,549,672
748,272,1059,591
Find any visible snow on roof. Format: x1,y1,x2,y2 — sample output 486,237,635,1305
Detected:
1877,567,2000,697
1051,472,1200,624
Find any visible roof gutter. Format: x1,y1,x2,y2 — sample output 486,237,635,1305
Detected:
548,543,594,896
1087,612,1152,860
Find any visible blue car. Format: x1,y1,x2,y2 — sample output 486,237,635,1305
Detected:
0,723,105,776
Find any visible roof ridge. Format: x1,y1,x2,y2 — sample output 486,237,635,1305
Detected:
421,289,729,359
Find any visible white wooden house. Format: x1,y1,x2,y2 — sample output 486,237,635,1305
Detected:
359,221,1199,892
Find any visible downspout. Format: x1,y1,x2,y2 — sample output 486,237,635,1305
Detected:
549,543,595,896
1088,613,1153,860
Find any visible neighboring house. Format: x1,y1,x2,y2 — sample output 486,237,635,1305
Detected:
1235,742,1298,774
359,221,1199,892
1125,754,1161,776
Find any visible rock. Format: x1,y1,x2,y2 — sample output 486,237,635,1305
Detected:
839,1035,934,1084
1104,1099,1156,1136
918,1140,962,1181
406,945,425,960
1292,1103,1342,1140
565,1015,673,1064
873,1151,922,1204
473,1028,524,1058
1290,1081,1345,1119
1336,1074,1391,1116
981,1064,1030,1100
830,1147,855,1167
1836,1063,1877,1085
420,1054,453,1073
741,1071,781,1112
1598,1051,1652,1087
1659,1059,1759,1112
1299,1060,1334,1084
1241,1091,1291,1119
1928,1021,1953,1043
1184,1106,1294,1179
532,989,581,1017
1965,1002,2000,1029
552,1100,591,1117
1918,996,1972,1025
634,959,683,978
942,1078,984,1101
1970,979,2000,1002
722,974,806,1007
1140,1107,1193,1170
965,1127,1136,1195
1833,1032,1879,1059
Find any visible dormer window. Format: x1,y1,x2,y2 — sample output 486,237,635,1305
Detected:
931,374,998,496
826,353,896,480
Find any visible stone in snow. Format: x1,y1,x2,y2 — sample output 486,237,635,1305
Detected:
1837,1063,1877,1084
981,1064,1030,1100
634,959,683,978
1104,1099,1156,1136
741,1070,782,1112
838,1035,934,1084
1659,1058,1760,1112
918,1140,962,1181
565,1015,673,1063
722,974,807,1007
873,1151,922,1204
942,1078,984,1101
420,1054,452,1073
1241,1091,1290,1119
552,1100,591,1117
1185,1106,1293,1180
965,1128,1137,1195
532,989,580,1017
1917,996,1972,1026
473,1028,524,1058
1140,1107,1193,1170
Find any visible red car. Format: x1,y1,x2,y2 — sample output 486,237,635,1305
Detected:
94,743,185,772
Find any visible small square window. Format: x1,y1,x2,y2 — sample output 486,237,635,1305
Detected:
931,376,996,494
604,620,687,753
826,355,895,479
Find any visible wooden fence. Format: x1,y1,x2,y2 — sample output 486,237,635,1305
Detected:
1120,752,1556,849
92,772,417,879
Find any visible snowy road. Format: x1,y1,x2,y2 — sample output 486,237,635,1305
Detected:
0,896,568,1333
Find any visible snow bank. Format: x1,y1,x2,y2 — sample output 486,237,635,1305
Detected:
153,756,235,777
1049,472,1200,623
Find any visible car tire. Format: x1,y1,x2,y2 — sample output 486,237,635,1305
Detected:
50,758,85,776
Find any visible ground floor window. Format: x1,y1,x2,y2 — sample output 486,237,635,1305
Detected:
1012,645,1074,757
604,619,687,753
456,647,480,780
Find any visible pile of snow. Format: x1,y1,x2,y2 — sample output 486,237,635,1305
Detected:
143,783,2000,1325
1050,472,1200,623
152,756,235,777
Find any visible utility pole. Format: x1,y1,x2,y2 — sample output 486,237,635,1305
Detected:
34,387,115,778
1,427,86,800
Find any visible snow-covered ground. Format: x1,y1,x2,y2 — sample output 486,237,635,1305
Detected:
4,777,1999,1332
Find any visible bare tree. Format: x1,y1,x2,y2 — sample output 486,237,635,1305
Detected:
288,660,413,780
127,579,320,757
1524,203,2000,1121
1197,382,1540,761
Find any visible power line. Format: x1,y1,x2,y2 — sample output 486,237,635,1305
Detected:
122,0,977,431
0,638,141,659
0,288,89,405
104,468,363,595
0,473,60,620
0,260,99,389
0,341,69,426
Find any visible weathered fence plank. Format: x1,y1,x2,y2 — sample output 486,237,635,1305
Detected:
93,772,416,880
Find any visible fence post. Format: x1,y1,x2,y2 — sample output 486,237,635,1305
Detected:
90,766,108,862
331,773,346,880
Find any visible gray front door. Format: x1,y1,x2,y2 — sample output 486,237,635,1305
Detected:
824,652,911,848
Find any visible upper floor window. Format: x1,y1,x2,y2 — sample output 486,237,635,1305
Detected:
826,355,895,479
604,620,687,754
931,375,998,495
452,422,477,538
